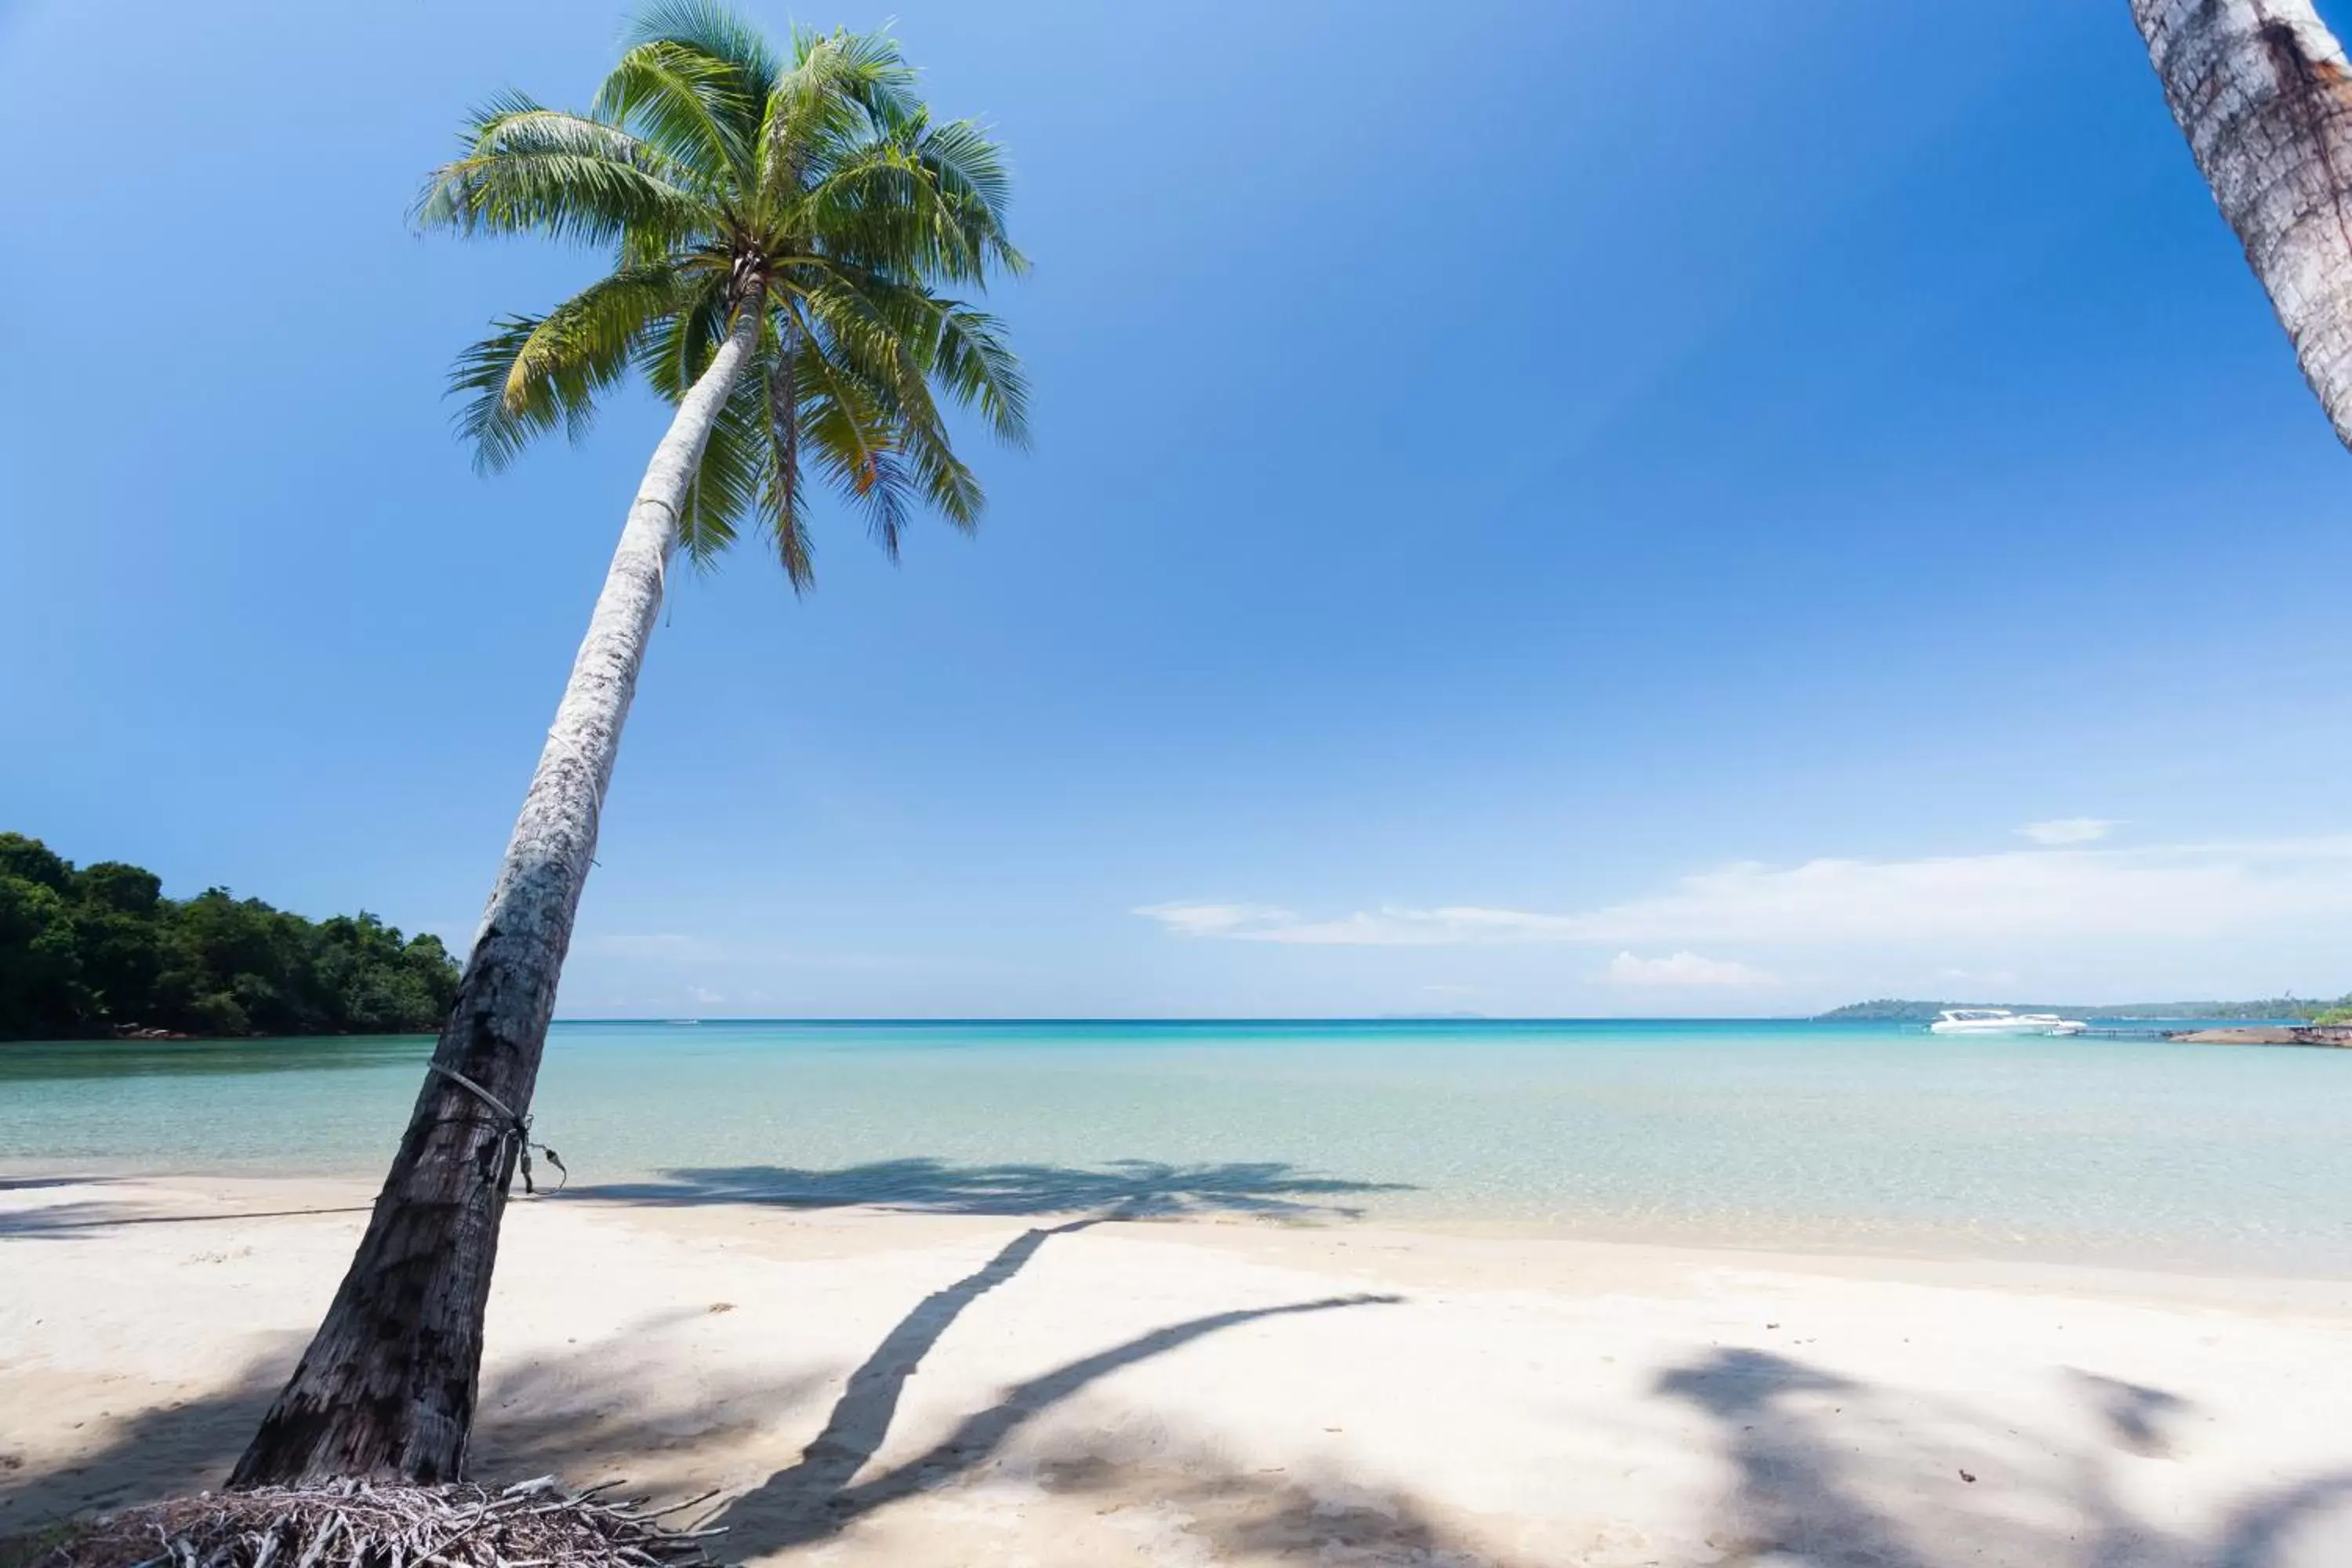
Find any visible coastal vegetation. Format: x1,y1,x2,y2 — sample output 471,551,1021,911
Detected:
0,833,458,1042
1817,996,2350,1023
235,5,1027,1488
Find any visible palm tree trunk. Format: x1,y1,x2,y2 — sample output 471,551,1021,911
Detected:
230,296,764,1487
2133,0,2352,448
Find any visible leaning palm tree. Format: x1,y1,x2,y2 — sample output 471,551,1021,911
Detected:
2132,0,2352,449
231,3,1025,1486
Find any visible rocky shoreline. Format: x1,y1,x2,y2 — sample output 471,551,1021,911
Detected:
2165,1025,2352,1047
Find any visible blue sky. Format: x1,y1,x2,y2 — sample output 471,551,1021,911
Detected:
7,0,2352,1016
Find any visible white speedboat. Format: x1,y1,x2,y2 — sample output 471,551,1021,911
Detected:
1929,1007,2088,1036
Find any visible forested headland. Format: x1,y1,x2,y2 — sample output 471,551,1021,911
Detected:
0,832,459,1041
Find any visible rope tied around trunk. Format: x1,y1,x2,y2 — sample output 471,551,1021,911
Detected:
426,1062,568,1195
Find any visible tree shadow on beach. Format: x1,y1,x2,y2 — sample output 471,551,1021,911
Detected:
1,1208,1402,1560
0,1203,372,1240
0,1175,376,1240
707,1216,1403,1557
0,1368,282,1534
0,1200,154,1240
0,1331,829,1543
17,1294,2352,1566
0,1179,139,1240
1658,1346,2352,1568
567,1156,1413,1221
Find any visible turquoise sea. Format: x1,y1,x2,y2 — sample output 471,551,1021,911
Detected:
4,1019,2349,1275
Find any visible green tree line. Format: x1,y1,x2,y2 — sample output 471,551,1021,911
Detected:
0,832,459,1040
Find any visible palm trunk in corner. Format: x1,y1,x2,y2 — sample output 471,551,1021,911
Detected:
2133,0,2352,448
230,297,764,1487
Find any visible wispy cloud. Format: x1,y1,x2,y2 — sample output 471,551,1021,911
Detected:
1135,834,2352,949
1607,951,1777,987
1132,902,1570,946
2019,818,2117,846
1130,902,1296,939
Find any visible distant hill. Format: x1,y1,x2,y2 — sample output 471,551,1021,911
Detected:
1817,996,2347,1023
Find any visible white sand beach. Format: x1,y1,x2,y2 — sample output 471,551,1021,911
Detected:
5,1172,2352,1566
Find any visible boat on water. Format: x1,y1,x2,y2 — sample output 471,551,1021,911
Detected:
1929,1007,2089,1036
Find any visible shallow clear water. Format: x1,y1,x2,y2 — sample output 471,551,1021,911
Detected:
4,1019,2348,1273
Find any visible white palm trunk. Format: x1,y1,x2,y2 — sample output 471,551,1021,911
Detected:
232,296,764,1486
2133,0,2352,448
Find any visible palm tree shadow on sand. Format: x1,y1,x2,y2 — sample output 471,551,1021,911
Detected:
1657,1347,2352,1568
565,1156,1414,1222
703,1214,1402,1556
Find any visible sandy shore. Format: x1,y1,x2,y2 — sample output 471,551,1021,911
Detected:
5,1174,2352,1566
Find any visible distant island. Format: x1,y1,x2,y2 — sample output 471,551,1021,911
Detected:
1817,996,2352,1024
1,832,459,1041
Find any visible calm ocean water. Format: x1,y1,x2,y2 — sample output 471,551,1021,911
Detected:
3,1019,2348,1274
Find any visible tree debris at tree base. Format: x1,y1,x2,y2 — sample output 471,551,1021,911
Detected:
3,1475,724,1568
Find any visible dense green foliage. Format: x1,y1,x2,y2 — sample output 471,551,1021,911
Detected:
0,833,459,1041
1817,996,2347,1023
419,2,1028,586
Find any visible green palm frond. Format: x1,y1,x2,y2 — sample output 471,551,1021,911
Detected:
677,370,765,567
803,146,971,282
792,264,1029,447
796,339,914,557
432,3,1025,586
596,42,757,189
448,265,688,472
753,33,887,200
633,272,732,402
626,0,781,107
450,317,581,472
788,24,919,126
416,96,710,247
909,116,1014,229
761,332,815,590
790,276,978,529
800,111,1024,286
895,404,983,532
925,301,1029,445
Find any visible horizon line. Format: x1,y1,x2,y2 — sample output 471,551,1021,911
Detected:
546,1014,1820,1025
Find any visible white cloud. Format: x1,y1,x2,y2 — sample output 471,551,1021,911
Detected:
1607,951,1777,987
1130,902,1296,938
2020,818,2117,846
1133,902,1577,946
1135,834,2352,949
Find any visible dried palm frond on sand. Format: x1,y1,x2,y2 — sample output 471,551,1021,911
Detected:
3,1476,724,1568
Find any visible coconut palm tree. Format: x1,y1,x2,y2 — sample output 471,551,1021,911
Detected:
2132,0,2352,448
231,3,1025,1486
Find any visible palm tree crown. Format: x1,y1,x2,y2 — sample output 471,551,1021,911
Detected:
417,1,1029,587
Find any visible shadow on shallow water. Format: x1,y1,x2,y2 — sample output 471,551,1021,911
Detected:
565,1156,1416,1221
0,1155,1404,1239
